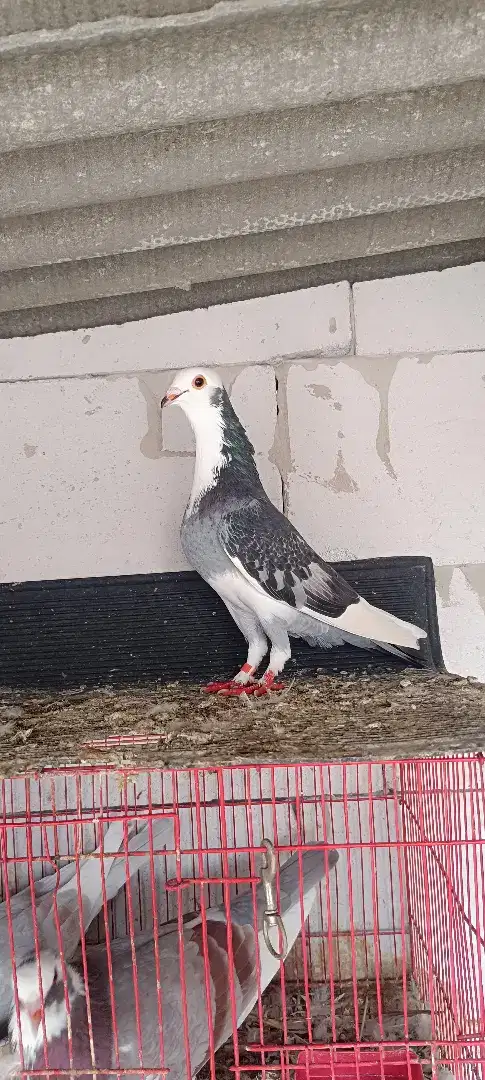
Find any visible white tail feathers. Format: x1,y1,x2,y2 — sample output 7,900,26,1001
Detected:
304,596,426,651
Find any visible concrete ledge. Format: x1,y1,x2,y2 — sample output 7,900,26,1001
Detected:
1,0,485,322
1,238,484,340
2,200,485,314
0,672,483,775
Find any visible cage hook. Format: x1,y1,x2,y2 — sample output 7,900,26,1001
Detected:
261,838,288,961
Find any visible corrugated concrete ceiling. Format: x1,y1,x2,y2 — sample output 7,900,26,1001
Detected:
1,0,485,335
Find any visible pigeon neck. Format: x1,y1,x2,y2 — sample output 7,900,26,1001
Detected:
186,388,262,515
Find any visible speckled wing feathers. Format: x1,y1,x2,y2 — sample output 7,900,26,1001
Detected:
218,498,359,618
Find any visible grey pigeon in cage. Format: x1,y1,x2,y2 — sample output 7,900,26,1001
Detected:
9,845,338,1080
161,368,427,694
0,815,172,1028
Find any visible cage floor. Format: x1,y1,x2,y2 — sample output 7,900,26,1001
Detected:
200,976,433,1080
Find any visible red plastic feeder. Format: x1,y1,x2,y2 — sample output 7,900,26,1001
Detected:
295,1048,424,1080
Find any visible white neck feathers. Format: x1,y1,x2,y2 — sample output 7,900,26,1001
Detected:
186,405,224,515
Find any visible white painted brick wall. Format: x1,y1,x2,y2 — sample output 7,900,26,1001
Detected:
354,263,485,355
0,283,352,382
1,265,485,679
286,353,485,565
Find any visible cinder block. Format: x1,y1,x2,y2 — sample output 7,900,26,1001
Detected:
0,283,352,382
0,370,282,583
0,376,193,581
285,353,485,566
353,263,485,354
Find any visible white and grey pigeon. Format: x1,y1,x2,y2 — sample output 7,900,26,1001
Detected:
0,815,172,1028
9,845,338,1080
161,368,427,694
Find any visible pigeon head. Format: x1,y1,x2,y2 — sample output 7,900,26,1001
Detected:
162,367,264,512
9,950,83,1062
161,367,224,418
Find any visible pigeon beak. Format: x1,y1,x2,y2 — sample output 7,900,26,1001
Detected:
161,388,185,408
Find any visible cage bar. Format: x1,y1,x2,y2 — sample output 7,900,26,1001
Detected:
0,758,482,1080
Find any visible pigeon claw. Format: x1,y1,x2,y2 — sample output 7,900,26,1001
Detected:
203,679,240,693
203,662,256,694
216,681,285,697
252,670,285,695
203,674,285,696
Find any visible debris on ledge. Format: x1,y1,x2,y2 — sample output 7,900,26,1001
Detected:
0,671,484,776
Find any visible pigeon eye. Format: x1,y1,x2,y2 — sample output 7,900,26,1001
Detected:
192,375,206,389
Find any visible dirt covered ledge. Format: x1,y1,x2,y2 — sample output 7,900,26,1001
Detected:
0,671,484,776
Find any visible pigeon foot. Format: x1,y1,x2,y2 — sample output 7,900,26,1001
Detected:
203,661,256,693
204,670,285,696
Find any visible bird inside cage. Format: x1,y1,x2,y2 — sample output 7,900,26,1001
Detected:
7,831,338,1080
0,815,173,1029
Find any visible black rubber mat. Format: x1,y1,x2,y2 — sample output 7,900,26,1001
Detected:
0,557,444,689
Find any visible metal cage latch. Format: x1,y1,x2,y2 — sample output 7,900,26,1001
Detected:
261,838,288,961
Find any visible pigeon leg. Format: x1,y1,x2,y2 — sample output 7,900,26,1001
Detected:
204,661,256,694
204,623,268,694
212,669,285,696
251,629,291,695
210,636,289,697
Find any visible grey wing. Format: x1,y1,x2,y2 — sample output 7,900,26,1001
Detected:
219,497,359,618
0,902,40,1026
102,929,217,1080
93,918,253,1080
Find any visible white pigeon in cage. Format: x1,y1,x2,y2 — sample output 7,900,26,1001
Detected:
0,814,172,1029
9,845,338,1079
161,368,427,695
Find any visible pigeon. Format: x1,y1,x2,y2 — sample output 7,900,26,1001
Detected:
9,845,338,1080
0,814,172,1028
161,368,427,694
0,1036,19,1080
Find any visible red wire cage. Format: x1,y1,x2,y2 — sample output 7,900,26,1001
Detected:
1,757,484,1080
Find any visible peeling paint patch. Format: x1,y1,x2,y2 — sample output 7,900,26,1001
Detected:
308,380,343,412
324,448,359,494
435,566,485,681
342,356,399,480
434,565,454,607
136,374,166,459
23,443,37,458
461,563,485,618
268,364,293,512
309,383,332,400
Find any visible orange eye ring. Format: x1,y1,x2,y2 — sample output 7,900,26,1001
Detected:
192,375,206,389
